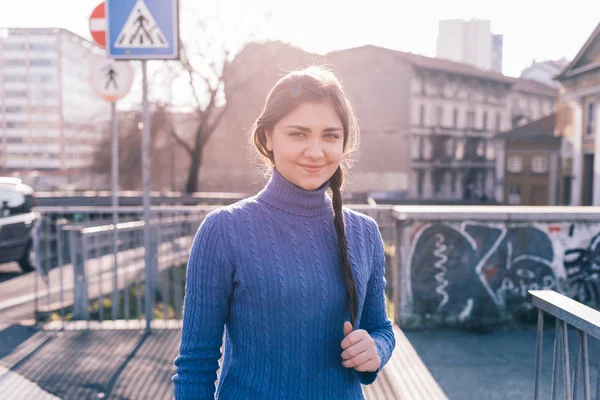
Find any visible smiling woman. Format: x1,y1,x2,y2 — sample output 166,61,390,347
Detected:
172,66,396,400
264,101,345,190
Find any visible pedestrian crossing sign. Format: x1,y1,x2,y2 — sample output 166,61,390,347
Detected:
106,0,179,60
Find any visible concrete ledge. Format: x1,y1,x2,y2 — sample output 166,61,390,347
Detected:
392,205,600,222
43,319,183,331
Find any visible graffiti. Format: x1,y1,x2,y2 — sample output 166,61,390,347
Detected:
564,232,600,305
432,233,450,311
409,223,557,320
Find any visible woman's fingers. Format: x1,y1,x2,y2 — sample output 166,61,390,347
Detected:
342,347,373,369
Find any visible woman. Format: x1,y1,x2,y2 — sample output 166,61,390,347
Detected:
172,66,395,399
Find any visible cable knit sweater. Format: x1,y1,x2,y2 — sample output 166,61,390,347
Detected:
172,168,395,399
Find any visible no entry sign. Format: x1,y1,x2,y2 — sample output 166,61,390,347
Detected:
89,2,106,48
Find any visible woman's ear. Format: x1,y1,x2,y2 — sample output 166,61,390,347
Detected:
265,130,273,152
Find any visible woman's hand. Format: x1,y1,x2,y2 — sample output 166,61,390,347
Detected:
340,321,381,372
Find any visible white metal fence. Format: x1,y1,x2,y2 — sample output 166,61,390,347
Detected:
30,204,396,331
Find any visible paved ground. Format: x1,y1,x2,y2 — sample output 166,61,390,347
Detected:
406,325,600,400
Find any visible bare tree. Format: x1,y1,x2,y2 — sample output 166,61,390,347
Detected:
162,7,268,193
91,103,172,190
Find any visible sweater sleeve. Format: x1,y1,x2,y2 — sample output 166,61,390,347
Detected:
354,220,396,385
172,210,235,399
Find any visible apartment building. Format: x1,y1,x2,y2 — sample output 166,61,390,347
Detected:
521,58,569,88
436,19,503,73
496,114,561,205
196,41,557,202
554,22,600,206
0,28,110,190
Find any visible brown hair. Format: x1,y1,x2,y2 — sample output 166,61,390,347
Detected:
251,66,361,327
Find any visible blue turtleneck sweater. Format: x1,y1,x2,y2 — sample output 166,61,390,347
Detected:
172,168,395,399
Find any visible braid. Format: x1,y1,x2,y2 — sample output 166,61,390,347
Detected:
330,167,358,327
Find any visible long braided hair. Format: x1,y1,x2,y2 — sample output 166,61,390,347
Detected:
251,66,360,326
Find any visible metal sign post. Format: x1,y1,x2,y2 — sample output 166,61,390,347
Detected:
89,54,134,320
106,0,180,333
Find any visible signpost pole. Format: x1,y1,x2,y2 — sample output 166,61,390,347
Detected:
141,60,153,334
110,101,119,320
105,0,180,333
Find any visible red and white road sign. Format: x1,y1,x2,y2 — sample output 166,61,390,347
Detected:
89,2,106,48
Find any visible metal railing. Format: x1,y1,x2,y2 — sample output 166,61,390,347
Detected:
31,204,397,331
32,206,216,330
530,290,599,400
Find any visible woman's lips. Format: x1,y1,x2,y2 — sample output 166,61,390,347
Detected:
299,164,325,173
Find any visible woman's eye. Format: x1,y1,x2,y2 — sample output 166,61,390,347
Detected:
324,134,340,139
290,132,305,137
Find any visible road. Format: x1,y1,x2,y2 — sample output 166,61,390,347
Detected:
406,326,600,400
0,262,37,326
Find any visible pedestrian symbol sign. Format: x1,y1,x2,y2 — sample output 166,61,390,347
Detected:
115,0,168,48
90,56,134,102
106,0,179,60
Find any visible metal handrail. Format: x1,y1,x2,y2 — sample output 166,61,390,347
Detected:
529,290,596,400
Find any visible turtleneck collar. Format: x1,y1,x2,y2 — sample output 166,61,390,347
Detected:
257,168,333,217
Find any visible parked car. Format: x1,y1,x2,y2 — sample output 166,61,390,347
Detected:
0,177,39,273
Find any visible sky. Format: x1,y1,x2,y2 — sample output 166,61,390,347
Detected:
0,0,598,78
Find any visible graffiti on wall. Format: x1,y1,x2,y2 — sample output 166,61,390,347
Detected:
409,222,557,320
564,232,600,305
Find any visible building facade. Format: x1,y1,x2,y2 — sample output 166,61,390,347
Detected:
436,19,503,73
509,78,558,127
196,41,556,202
0,28,109,190
521,58,569,88
496,114,561,205
555,23,600,206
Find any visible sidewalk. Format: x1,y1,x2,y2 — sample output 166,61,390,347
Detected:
405,326,600,400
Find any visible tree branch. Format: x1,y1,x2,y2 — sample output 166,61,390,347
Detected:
170,128,194,156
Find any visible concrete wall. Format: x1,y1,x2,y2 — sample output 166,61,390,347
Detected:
394,206,600,328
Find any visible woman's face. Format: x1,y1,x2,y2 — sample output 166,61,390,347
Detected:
266,101,345,191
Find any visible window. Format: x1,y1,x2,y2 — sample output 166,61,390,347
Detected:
587,102,595,135
453,108,459,128
3,74,26,82
531,155,548,173
417,170,424,197
31,74,55,84
6,121,26,128
433,171,444,194
477,141,486,157
29,43,57,51
486,144,495,161
455,140,464,160
483,111,488,130
444,138,454,157
3,106,23,113
0,188,26,217
495,112,501,132
508,186,521,205
467,111,476,129
436,106,443,127
507,155,523,173
4,59,26,66
30,59,55,67
5,90,27,98
450,171,456,193
3,43,26,50
419,104,426,127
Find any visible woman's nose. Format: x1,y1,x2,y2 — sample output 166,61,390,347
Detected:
304,140,324,159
